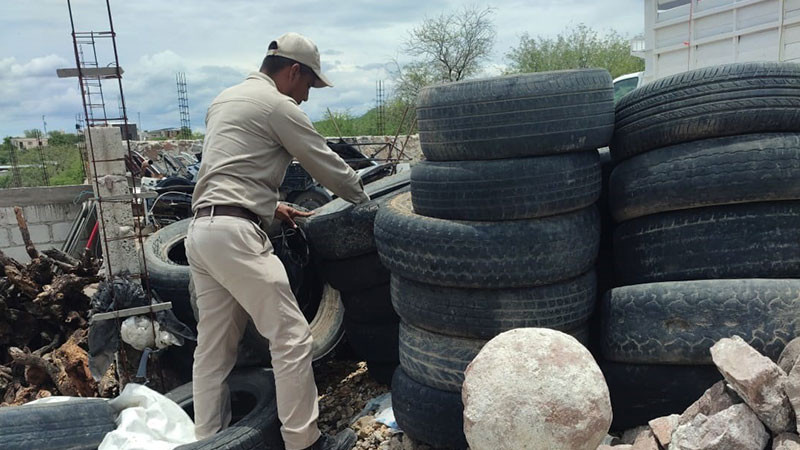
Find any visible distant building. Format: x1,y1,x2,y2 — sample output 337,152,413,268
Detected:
10,137,48,150
142,127,181,140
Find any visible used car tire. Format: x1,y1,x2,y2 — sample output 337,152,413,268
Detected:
410,151,601,221
375,192,600,288
391,271,596,340
614,201,800,285
318,252,390,293
602,279,800,364
611,62,800,161
144,218,195,328
340,283,397,324
0,398,116,450
304,172,410,260
167,368,283,449
417,69,614,161
344,318,399,363
600,361,721,431
609,133,800,222
391,367,467,449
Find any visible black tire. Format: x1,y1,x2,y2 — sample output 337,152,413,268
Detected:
602,279,800,364
410,151,601,221
303,172,410,260
341,283,397,324
0,398,116,450
366,360,397,386
167,368,284,450
288,186,331,211
375,192,600,288
614,202,800,285
344,318,399,363
600,361,722,431
391,271,596,340
318,252,390,293
392,367,468,449
144,218,195,328
610,133,800,222
417,69,614,161
399,322,590,393
611,62,800,161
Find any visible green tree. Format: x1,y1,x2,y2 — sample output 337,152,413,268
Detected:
393,5,496,105
23,129,43,138
47,130,82,147
506,24,644,79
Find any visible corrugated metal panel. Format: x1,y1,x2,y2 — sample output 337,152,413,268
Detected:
738,28,780,60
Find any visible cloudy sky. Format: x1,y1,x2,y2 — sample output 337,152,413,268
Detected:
0,0,643,138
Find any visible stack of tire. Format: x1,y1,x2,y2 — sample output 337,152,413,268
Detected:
602,62,800,429
374,69,616,448
304,172,410,384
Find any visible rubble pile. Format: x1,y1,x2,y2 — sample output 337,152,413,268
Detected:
0,235,104,406
601,336,800,450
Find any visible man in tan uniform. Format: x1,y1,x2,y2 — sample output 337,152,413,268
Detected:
186,32,368,450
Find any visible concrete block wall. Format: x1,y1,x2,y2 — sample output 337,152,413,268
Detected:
0,185,91,263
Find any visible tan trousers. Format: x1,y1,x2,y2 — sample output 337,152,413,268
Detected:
185,214,320,450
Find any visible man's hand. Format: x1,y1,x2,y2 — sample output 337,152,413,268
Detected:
275,203,314,228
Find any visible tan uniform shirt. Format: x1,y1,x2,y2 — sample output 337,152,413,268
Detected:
192,71,369,222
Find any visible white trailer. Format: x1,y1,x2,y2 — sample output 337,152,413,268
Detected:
614,0,800,98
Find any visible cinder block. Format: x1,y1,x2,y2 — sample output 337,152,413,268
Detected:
9,228,22,246
0,207,19,226
28,224,51,244
0,228,10,248
20,206,41,224
51,222,73,241
3,246,29,264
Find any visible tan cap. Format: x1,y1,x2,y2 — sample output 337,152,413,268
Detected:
267,32,333,88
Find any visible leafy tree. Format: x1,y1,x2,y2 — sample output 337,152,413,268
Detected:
47,130,82,147
23,129,43,139
393,5,496,105
506,24,644,79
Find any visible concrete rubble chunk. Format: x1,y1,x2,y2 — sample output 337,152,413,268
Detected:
678,381,741,427
774,433,800,450
462,328,612,450
710,336,794,434
631,428,660,450
648,414,679,447
669,403,769,450
786,360,800,435
778,338,800,375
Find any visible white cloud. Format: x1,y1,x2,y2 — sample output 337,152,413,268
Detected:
0,0,644,137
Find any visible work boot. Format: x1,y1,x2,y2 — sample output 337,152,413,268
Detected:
304,429,357,450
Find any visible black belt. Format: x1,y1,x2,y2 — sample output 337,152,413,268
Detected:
195,205,260,223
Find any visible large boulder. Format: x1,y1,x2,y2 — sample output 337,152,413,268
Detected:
462,328,611,450
710,336,793,434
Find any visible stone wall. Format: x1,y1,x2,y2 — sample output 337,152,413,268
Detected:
0,185,91,263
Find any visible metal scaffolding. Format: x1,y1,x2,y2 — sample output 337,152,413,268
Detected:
176,72,191,138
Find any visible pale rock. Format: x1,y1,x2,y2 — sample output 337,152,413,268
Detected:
678,381,740,427
352,415,377,439
785,361,800,434
669,403,769,450
648,414,679,447
462,328,612,450
778,338,800,375
631,428,660,450
710,336,793,434
597,446,632,450
773,433,800,450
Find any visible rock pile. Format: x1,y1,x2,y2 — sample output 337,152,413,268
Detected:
601,336,800,450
